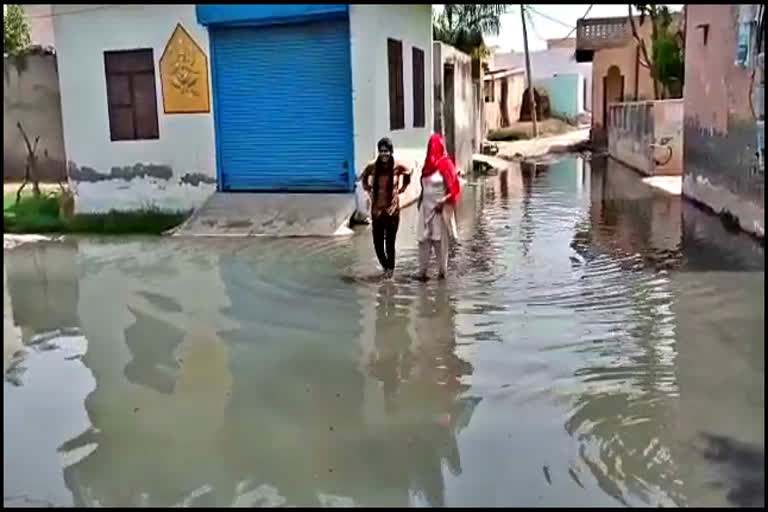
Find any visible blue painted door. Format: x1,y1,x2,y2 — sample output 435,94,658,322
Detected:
211,19,354,192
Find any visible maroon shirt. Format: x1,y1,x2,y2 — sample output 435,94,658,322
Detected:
360,159,411,218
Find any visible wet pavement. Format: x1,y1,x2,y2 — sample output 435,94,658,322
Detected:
3,156,764,507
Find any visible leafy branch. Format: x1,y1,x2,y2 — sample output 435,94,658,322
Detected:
433,5,512,74
627,4,684,99
3,5,31,56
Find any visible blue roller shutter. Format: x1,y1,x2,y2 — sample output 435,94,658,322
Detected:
211,19,354,192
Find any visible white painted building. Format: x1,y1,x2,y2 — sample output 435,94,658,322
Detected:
433,42,476,176
50,4,433,214
53,5,216,213
490,40,592,112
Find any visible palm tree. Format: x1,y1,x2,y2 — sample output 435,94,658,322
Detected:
432,4,511,77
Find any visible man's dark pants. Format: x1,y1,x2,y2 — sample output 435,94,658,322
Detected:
371,212,400,271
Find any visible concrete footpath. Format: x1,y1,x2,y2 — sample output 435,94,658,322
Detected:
170,192,358,237
474,128,683,200
494,128,590,160
473,128,592,180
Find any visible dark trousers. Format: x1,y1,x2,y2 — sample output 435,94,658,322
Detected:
372,212,400,271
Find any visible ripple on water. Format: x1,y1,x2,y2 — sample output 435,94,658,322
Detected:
2,156,764,507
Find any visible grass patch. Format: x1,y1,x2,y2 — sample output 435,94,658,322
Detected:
487,118,576,142
4,192,189,235
65,210,189,235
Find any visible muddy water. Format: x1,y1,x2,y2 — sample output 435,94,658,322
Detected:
3,156,764,507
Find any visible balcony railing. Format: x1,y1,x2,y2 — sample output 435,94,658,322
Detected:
576,17,632,51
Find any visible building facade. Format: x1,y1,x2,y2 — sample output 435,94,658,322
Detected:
51,4,433,213
575,14,681,147
433,42,475,175
606,99,684,177
482,68,526,133
682,4,764,238
491,39,592,113
534,72,587,123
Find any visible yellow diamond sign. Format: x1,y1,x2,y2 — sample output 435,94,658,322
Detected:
160,23,210,114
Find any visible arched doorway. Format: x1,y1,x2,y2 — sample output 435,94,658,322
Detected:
602,65,624,128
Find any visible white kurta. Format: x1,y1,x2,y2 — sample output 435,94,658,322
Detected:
417,172,448,242
417,172,457,276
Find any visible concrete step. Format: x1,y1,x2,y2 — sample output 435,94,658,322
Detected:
170,192,357,237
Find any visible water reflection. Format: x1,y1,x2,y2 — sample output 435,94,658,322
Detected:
3,155,764,507
214,246,373,507
3,241,92,508
575,156,683,270
697,433,765,507
367,281,479,506
5,241,80,340
567,155,762,506
3,267,23,375
62,243,232,507
484,157,683,505
122,308,185,394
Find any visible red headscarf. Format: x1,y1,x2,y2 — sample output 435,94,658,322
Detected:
421,134,461,204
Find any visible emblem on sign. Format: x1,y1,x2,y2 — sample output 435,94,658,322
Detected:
160,23,210,113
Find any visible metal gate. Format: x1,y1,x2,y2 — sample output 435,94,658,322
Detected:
211,19,354,191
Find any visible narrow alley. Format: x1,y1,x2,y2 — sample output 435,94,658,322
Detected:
3,3,764,509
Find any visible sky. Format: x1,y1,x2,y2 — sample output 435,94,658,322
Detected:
468,4,684,53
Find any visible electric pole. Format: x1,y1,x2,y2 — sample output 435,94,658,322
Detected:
520,5,538,137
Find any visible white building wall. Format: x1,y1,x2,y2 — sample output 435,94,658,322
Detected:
349,4,434,214
433,42,474,175
52,5,217,213
492,48,593,112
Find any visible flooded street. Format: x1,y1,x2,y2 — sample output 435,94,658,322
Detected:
3,156,764,507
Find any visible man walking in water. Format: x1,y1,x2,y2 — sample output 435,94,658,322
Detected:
360,137,412,278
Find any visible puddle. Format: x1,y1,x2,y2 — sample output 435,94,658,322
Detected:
3,156,763,507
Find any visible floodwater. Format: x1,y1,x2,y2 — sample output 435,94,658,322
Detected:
3,156,764,507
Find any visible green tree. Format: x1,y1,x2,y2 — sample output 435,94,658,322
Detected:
4,5,31,56
432,4,511,77
628,4,685,99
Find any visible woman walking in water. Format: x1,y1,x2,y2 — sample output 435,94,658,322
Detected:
417,134,461,280
360,137,412,278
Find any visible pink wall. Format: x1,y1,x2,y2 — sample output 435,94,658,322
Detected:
607,99,683,176
22,5,56,48
684,5,753,134
683,4,763,237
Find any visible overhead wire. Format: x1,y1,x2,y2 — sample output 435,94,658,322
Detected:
22,5,118,19
526,4,594,44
